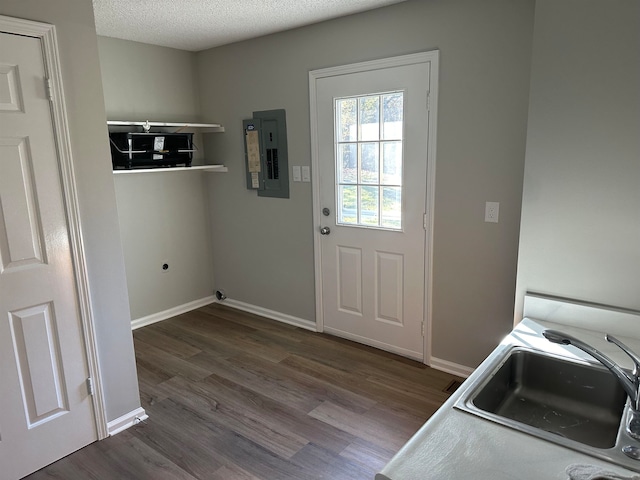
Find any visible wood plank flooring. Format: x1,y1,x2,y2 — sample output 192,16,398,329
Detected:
24,304,463,480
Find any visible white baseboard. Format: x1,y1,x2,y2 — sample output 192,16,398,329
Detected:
107,407,148,436
131,296,216,330
429,356,474,378
222,298,317,332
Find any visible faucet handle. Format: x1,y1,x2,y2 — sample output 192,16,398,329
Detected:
606,334,640,376
606,335,640,413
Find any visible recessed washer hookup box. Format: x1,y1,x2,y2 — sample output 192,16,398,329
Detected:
109,132,194,169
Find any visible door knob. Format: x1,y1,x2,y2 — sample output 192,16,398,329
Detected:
320,226,331,235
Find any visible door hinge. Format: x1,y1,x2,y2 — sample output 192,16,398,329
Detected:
421,322,425,336
45,77,54,102
86,377,94,396
423,212,427,230
426,90,431,111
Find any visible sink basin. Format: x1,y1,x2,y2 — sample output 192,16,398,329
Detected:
455,347,627,450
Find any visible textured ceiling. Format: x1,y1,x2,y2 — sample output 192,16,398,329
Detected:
92,0,408,52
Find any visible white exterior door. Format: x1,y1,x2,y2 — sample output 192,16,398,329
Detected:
0,31,97,479
311,53,438,360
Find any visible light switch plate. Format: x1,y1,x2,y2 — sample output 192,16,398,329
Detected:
301,166,311,182
292,165,301,182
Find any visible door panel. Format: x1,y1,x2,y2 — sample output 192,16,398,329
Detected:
337,246,363,314
375,251,403,325
0,30,96,480
0,136,45,270
314,56,434,360
9,303,68,427
0,62,24,111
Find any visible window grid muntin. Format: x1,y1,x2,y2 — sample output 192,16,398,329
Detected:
335,91,404,231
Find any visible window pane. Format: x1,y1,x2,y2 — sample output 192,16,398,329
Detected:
359,143,379,184
338,143,357,184
382,187,402,229
360,186,379,226
337,98,357,142
334,93,403,230
359,96,379,141
381,142,402,185
338,185,357,225
382,93,403,140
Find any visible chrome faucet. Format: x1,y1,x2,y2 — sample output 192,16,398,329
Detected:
543,329,640,443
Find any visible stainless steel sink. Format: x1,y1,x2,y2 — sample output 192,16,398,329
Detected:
454,346,640,470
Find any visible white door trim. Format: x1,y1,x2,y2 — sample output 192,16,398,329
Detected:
0,14,108,439
309,51,439,365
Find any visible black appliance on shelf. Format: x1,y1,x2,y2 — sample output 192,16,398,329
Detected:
109,132,194,169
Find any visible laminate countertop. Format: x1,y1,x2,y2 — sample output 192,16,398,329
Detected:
376,318,640,480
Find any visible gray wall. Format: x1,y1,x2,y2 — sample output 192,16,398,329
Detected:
515,0,640,320
0,1,141,421
97,37,215,320
98,36,201,123
112,171,214,320
197,0,535,368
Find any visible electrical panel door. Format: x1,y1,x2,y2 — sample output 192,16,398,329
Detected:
243,109,289,198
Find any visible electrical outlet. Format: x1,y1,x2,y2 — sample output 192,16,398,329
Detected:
485,202,499,223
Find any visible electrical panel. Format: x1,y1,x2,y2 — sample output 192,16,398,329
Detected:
243,109,289,198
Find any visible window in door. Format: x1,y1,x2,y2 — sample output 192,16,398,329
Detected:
335,91,404,230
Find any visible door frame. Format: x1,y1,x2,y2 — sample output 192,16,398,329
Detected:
309,51,439,364
0,15,108,439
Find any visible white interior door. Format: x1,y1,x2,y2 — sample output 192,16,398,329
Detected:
311,53,438,360
0,31,97,479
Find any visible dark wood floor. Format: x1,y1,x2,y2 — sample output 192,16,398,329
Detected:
25,304,462,480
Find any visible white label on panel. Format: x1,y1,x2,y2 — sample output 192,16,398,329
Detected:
337,246,363,315
9,303,69,428
153,136,165,151
246,130,261,173
0,137,45,272
0,63,24,112
375,251,404,325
